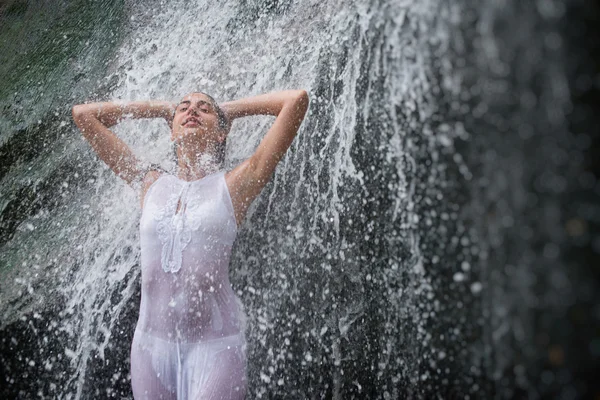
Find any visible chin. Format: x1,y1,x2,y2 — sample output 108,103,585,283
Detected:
175,128,202,140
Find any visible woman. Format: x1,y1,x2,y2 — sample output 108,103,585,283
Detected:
72,89,309,399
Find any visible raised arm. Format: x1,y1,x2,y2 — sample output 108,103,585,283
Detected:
72,101,175,186
221,90,309,224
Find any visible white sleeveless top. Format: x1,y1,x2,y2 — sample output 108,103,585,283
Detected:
138,171,243,342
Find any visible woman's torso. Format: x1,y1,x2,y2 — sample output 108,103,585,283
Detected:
137,171,243,342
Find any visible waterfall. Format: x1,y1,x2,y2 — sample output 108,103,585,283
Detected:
1,0,597,398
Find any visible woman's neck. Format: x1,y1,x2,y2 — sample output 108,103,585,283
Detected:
176,146,220,181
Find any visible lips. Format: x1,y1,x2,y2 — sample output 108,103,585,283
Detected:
182,117,201,127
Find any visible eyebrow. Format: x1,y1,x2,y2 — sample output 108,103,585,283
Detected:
177,100,212,108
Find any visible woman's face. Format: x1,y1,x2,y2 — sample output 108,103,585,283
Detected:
171,92,224,145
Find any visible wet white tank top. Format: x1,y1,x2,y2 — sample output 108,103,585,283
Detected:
138,171,244,342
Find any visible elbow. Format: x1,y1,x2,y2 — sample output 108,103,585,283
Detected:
71,104,95,136
72,104,84,123
296,89,309,103
294,90,309,112
72,104,93,128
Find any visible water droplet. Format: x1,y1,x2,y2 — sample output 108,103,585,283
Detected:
470,282,482,294
453,272,465,282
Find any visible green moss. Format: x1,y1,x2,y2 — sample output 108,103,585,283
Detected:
0,0,125,109
2,0,28,17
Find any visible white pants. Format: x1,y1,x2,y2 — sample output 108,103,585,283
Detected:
131,328,247,399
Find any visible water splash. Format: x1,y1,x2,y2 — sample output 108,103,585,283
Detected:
1,0,597,398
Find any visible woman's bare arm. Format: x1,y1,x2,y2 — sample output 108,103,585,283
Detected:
72,101,175,186
221,90,309,224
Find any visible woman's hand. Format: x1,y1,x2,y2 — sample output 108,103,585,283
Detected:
72,100,176,187
72,101,176,128
224,90,309,224
219,104,234,132
220,91,305,120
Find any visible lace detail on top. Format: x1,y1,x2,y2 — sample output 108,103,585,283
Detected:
142,171,237,275
153,182,192,273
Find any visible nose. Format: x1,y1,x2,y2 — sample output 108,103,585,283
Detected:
187,106,199,116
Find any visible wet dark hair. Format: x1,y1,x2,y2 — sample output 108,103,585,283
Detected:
172,91,228,165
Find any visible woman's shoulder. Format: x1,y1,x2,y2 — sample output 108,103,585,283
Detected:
142,164,171,188
140,165,171,209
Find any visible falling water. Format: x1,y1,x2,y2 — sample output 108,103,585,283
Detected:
1,0,598,398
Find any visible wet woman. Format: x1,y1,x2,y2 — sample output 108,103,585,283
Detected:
72,89,309,399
